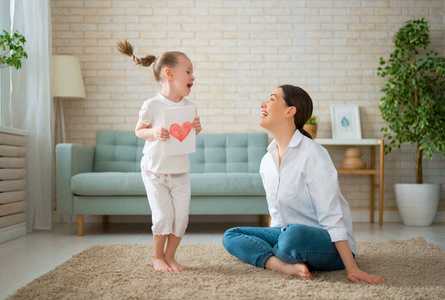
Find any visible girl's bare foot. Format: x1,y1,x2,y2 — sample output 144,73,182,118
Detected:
152,257,173,272
165,257,186,272
265,256,312,279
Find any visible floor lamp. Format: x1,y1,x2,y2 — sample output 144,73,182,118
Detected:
52,55,86,143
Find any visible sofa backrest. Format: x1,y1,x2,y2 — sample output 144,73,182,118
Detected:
189,133,267,173
94,130,144,172
93,130,268,173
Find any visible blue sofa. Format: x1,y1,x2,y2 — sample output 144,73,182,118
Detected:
56,130,269,235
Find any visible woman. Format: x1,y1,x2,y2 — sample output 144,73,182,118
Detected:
223,85,385,284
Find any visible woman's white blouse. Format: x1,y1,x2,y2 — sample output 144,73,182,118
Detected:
259,130,356,254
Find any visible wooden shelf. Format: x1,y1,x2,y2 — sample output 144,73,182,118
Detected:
315,138,381,146
337,169,380,175
316,138,385,226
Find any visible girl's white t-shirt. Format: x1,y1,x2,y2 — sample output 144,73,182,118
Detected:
139,93,194,174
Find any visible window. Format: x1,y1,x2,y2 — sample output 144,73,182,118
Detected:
1,1,12,125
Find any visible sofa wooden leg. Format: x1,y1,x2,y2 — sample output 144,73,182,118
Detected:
102,215,108,224
259,215,266,226
259,215,271,227
77,215,84,236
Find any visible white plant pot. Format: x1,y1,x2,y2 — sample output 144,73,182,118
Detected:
394,183,441,226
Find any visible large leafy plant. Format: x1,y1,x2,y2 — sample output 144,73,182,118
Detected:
0,30,28,69
378,18,445,184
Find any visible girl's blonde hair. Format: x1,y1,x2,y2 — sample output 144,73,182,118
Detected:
117,39,188,82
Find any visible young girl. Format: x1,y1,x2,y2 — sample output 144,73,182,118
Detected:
117,39,202,272
223,85,385,284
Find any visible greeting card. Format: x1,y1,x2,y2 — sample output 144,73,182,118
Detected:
164,105,196,156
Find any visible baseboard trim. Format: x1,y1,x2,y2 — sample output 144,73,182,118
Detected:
52,211,445,224
351,210,445,223
53,213,262,224
0,222,26,244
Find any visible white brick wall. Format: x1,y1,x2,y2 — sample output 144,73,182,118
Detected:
51,0,445,213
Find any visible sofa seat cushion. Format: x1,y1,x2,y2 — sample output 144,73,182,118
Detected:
190,173,265,196
71,172,265,197
72,173,145,196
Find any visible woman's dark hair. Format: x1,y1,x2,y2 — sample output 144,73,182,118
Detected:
279,84,314,139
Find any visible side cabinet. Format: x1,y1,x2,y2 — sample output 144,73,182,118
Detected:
0,127,28,244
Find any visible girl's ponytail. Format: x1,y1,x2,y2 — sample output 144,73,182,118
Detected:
118,39,188,82
117,39,156,67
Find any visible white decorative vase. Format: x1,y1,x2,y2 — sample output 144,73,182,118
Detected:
394,183,441,226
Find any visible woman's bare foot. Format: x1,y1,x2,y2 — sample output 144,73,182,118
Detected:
165,257,186,272
281,262,312,279
152,257,173,272
265,256,312,279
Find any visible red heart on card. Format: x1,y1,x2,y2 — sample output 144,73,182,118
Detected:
170,121,192,142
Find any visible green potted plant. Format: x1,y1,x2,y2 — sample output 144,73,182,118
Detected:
0,30,28,69
0,29,27,129
378,18,445,226
303,115,318,138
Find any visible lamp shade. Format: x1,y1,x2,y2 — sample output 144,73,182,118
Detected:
52,55,86,99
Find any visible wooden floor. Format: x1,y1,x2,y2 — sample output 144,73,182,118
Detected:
1,221,445,299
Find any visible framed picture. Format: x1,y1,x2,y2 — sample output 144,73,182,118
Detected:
330,105,362,139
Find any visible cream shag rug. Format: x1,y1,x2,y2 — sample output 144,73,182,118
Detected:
7,237,445,300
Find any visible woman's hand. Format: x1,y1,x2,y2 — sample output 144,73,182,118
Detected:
347,268,386,285
192,116,202,134
334,240,385,285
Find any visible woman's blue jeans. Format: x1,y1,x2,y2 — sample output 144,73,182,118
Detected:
222,224,351,271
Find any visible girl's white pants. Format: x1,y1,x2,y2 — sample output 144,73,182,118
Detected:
141,169,190,237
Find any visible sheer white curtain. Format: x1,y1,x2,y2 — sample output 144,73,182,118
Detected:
9,0,53,231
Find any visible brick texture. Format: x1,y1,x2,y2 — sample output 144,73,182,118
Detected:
51,0,445,212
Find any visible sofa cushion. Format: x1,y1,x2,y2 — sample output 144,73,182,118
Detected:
93,131,145,172
189,133,268,173
72,173,145,196
71,172,265,196
92,130,268,174
190,173,265,196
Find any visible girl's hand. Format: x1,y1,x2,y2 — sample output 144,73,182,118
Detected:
347,268,386,285
153,126,170,141
192,117,202,135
